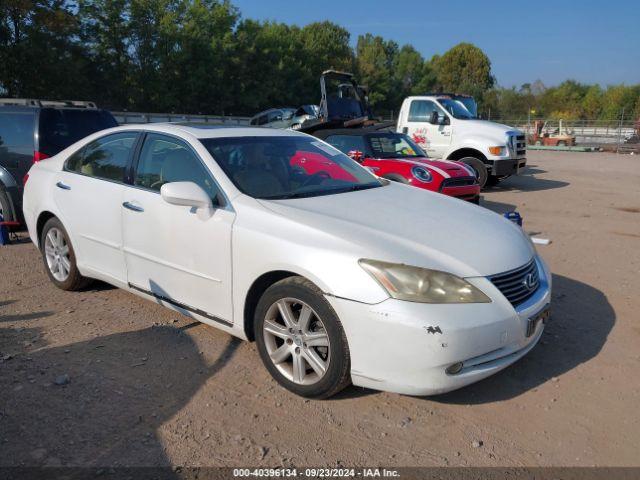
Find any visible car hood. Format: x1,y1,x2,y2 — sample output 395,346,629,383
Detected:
387,157,475,178
258,182,534,278
454,120,521,140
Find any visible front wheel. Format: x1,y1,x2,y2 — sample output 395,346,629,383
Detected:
40,217,92,291
254,276,351,399
459,156,488,188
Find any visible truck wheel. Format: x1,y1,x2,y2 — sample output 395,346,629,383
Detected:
486,175,502,187
535,140,543,146
557,140,567,147
459,157,488,188
0,188,15,222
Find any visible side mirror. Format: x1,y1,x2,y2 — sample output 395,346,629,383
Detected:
161,182,212,209
347,150,364,162
429,111,439,125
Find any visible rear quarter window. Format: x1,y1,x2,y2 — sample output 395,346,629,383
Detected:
38,109,118,155
0,111,36,147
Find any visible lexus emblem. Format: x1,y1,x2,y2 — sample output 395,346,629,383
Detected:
522,273,536,291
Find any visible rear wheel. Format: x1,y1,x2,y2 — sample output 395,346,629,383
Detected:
254,276,351,399
0,188,15,222
557,140,567,147
459,156,488,188
40,217,92,291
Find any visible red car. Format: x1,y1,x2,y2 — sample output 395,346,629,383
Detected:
311,129,480,203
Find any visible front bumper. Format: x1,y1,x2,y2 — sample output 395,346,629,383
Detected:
491,157,527,176
326,256,551,396
440,184,481,202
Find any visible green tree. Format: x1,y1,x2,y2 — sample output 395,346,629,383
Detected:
433,43,495,101
355,33,396,110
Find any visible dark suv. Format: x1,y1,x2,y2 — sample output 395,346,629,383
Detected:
0,99,118,223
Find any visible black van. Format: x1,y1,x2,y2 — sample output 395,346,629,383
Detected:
0,99,118,223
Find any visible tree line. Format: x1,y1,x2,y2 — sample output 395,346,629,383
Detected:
1,0,639,121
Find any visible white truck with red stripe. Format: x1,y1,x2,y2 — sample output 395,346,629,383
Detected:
397,95,527,187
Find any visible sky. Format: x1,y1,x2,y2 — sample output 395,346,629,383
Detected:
231,0,640,88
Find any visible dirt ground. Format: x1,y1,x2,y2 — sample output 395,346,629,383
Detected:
1,150,639,468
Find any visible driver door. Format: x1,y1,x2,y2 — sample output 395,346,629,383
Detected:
402,99,452,158
121,133,235,324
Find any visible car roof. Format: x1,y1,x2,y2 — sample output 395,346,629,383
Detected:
250,107,295,118
112,123,304,139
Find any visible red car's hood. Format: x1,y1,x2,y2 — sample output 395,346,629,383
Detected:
377,156,475,178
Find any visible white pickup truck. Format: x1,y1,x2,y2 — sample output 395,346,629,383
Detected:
396,94,526,187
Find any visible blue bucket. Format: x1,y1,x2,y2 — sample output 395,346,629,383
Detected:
503,211,523,227
0,213,10,245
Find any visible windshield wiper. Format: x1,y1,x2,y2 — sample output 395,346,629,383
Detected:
259,183,382,200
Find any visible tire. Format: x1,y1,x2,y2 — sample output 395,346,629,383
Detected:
0,188,15,222
535,140,543,146
459,156,488,188
485,175,502,187
40,217,92,291
557,141,567,147
254,276,351,399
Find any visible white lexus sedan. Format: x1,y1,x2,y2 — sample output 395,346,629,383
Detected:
22,124,551,398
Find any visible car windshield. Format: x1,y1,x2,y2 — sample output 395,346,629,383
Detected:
437,99,474,119
367,133,426,159
201,136,382,200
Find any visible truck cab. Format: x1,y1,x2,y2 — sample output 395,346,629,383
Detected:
396,94,526,187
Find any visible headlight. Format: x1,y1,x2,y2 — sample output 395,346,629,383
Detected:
411,166,432,183
359,259,491,303
488,146,505,156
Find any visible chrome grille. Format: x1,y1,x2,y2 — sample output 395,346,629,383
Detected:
439,176,477,190
515,134,526,156
489,259,539,306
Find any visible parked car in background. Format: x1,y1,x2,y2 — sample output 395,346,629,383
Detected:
249,108,297,129
313,128,480,203
396,94,527,187
0,99,117,223
23,123,550,399
289,105,319,130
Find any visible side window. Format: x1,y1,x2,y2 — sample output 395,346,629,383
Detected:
268,110,283,123
325,135,367,155
66,132,136,182
0,111,35,147
257,115,268,126
408,100,437,122
134,134,220,201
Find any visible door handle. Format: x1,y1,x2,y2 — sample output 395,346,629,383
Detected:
122,201,144,212
56,181,71,190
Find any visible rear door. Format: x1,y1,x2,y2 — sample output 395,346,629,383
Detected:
122,133,234,324
53,131,139,283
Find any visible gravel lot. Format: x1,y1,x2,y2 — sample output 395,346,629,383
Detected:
1,151,639,468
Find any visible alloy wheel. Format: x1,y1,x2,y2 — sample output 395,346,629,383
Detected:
44,227,71,282
262,298,331,385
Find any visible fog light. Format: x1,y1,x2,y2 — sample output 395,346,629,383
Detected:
446,362,464,375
